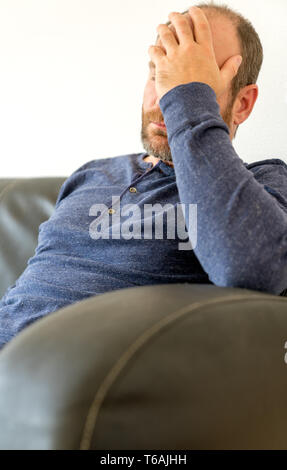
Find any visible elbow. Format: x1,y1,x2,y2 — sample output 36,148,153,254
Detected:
210,258,287,296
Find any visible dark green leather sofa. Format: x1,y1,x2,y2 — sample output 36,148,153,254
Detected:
0,177,287,450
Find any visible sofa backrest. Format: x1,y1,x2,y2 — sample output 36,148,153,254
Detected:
0,177,66,298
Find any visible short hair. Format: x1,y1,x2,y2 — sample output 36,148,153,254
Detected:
157,1,264,138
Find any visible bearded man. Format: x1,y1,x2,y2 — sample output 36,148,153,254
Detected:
0,3,286,349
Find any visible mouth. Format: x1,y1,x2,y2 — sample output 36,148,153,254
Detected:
152,122,166,129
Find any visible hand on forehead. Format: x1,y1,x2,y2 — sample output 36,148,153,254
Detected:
156,12,195,47
155,9,240,71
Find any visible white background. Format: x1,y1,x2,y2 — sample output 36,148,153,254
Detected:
0,0,286,177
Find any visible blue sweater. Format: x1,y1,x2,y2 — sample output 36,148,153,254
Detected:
1,82,287,349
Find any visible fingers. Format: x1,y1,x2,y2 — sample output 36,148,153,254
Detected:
148,44,165,64
188,6,212,45
156,24,179,54
151,7,213,62
167,12,195,44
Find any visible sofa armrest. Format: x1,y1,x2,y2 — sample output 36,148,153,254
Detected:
0,283,287,450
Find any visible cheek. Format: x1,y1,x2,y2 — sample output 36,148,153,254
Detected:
217,90,231,111
143,81,157,108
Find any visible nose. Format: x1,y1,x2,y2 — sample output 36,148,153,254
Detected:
150,80,161,106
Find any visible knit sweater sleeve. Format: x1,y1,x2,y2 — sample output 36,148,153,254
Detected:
159,82,287,295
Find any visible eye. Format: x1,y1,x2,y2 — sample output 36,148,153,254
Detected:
148,62,155,81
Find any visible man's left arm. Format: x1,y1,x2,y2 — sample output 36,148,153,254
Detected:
159,81,287,295
149,6,287,294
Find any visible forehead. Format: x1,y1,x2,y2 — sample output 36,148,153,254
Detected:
156,10,241,69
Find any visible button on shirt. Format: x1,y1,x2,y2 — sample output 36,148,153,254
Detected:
1,82,287,348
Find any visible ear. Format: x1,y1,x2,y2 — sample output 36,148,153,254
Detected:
233,84,259,126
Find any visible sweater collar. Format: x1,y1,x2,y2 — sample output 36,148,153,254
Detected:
139,153,175,176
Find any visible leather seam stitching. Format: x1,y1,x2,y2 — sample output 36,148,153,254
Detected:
79,293,286,449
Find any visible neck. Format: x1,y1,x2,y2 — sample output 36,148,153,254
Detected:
143,155,174,168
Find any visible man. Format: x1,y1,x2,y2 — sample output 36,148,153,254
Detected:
0,3,287,349
142,4,258,160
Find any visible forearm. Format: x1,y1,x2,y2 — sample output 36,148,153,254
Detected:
160,82,287,294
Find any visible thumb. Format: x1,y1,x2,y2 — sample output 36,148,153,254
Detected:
220,55,242,85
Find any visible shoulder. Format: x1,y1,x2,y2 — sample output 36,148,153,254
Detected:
72,155,121,172
55,154,139,207
244,158,287,185
244,158,287,174
71,153,140,173
244,158,287,212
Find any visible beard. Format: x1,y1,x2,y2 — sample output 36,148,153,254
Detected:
140,97,234,163
140,106,173,163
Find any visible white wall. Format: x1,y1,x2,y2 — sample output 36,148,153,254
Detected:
0,0,286,177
